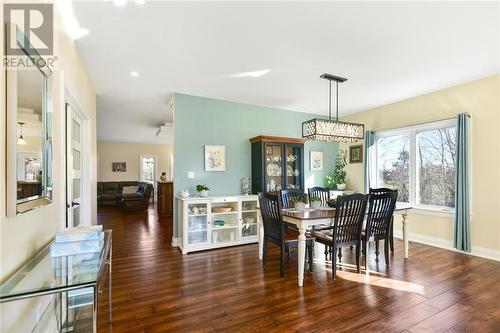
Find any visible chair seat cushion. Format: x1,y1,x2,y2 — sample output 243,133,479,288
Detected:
310,229,333,244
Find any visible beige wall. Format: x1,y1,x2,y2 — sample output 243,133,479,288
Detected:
98,141,173,181
0,11,97,332
341,74,500,254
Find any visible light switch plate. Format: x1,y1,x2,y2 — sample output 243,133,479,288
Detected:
187,171,195,179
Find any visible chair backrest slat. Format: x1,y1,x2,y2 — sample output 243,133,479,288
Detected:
366,192,397,238
258,192,285,244
333,193,368,244
308,187,330,206
280,189,304,209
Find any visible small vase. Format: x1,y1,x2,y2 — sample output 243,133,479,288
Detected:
311,201,321,209
337,183,346,191
294,202,306,210
160,175,167,181
199,190,208,197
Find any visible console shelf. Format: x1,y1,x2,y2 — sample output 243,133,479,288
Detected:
177,195,259,254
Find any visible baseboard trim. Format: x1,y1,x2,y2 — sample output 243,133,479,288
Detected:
171,237,180,247
393,230,500,262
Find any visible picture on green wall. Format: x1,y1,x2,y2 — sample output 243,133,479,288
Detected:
204,145,226,171
310,151,324,171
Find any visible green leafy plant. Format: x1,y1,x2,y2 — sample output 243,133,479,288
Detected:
325,175,336,190
333,149,348,184
309,196,322,203
290,194,308,204
327,198,337,208
196,184,209,192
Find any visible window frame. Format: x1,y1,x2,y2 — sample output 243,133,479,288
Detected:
372,119,456,213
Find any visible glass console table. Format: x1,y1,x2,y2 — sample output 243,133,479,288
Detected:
0,230,112,332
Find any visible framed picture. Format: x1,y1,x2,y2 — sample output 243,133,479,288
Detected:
204,145,226,171
349,145,363,163
310,151,323,171
112,162,126,172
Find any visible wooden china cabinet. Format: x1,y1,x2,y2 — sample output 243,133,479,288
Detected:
157,181,174,217
250,136,305,194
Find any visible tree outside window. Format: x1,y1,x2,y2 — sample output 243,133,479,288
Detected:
373,120,456,209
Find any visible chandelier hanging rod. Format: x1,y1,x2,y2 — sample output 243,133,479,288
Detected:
320,73,347,121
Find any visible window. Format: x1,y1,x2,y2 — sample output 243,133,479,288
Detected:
372,119,456,210
139,155,157,183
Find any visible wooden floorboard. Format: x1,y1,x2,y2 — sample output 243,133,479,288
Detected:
96,205,500,332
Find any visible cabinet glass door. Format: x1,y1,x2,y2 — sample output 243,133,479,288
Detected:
285,145,303,190
264,144,283,192
187,202,209,244
241,200,258,238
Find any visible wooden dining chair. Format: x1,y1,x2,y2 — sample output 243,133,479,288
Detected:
280,188,304,209
308,187,330,206
362,192,397,267
258,192,315,278
369,188,398,252
311,193,368,279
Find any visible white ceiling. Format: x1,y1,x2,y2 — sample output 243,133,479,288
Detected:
73,1,500,144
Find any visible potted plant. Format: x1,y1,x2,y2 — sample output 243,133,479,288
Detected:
290,194,308,210
327,198,337,208
333,149,348,190
160,171,167,181
309,196,322,209
196,184,209,197
325,174,336,190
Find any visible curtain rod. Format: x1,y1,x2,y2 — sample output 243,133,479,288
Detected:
367,113,470,134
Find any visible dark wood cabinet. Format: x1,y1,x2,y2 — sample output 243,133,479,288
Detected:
250,136,305,194
157,181,173,217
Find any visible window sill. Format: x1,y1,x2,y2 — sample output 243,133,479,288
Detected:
411,206,454,218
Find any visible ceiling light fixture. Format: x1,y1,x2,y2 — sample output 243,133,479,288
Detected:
113,0,128,7
302,74,364,143
17,122,26,145
230,69,270,78
131,71,139,77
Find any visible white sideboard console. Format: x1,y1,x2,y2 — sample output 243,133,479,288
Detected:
177,195,259,254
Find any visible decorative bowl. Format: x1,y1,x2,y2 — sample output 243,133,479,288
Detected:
212,207,232,213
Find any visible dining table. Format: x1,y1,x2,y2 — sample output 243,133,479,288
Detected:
257,203,413,287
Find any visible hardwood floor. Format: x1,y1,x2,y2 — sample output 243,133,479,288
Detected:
96,205,500,332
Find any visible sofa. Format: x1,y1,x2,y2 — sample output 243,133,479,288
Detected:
97,181,154,212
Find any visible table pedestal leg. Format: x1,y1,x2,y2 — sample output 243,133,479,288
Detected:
297,227,306,287
402,212,409,259
258,222,264,260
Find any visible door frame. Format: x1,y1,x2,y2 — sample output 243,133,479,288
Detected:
65,91,91,228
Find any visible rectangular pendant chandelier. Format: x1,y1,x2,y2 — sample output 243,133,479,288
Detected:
302,118,364,143
302,73,365,143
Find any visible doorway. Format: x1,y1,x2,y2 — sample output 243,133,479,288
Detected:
66,102,91,227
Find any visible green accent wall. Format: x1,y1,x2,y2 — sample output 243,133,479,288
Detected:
173,93,339,235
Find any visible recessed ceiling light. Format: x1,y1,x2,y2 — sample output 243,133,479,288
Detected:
230,69,271,78
113,0,127,7
131,71,139,77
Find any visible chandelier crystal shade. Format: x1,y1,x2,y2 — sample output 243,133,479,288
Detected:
302,74,364,143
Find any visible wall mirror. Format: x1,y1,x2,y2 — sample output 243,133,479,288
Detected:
6,26,53,216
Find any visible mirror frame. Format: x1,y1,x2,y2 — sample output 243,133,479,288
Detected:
6,24,54,216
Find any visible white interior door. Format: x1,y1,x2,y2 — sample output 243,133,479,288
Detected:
66,103,83,227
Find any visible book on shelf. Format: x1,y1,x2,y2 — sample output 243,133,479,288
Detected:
55,225,103,243
50,233,104,257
